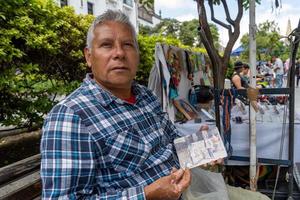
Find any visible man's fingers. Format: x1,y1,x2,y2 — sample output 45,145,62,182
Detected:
170,168,184,184
177,169,191,191
170,167,178,174
199,124,209,131
216,158,224,164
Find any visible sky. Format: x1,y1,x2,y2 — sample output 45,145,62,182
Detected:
154,0,300,49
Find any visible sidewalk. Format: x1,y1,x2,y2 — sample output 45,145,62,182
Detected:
295,87,300,112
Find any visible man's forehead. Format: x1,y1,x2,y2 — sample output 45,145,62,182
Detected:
93,22,134,38
94,21,131,31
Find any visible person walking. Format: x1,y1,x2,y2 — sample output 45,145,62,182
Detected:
271,55,284,88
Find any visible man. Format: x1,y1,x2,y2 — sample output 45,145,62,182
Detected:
271,55,284,88
231,61,249,89
41,10,191,199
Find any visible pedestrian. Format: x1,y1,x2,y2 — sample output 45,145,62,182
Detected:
271,55,284,88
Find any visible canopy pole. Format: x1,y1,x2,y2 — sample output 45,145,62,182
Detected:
249,0,257,191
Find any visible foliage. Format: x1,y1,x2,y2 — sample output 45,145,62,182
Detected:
240,21,287,61
179,20,220,47
139,18,220,48
0,0,209,127
225,60,234,79
0,0,93,127
152,18,181,38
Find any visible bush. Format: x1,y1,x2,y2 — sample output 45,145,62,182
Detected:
0,0,93,127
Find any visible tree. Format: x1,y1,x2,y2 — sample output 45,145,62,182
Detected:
152,18,181,38
195,0,287,88
240,20,286,61
0,0,93,127
140,18,220,48
179,19,219,48
196,0,246,89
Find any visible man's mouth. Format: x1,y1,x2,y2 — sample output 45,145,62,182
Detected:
112,66,129,71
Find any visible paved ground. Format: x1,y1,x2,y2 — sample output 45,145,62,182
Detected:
295,87,300,111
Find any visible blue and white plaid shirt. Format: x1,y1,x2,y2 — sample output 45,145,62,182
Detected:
41,74,180,199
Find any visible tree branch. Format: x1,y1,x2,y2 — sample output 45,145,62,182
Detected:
198,0,215,51
197,0,221,87
221,0,234,26
223,0,243,60
208,0,231,31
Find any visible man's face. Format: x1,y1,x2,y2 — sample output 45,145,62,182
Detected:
84,21,139,91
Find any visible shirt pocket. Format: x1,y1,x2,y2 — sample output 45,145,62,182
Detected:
105,127,150,176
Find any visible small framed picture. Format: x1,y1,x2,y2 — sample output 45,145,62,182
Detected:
173,99,198,120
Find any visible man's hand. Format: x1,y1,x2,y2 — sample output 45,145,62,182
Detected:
144,168,191,200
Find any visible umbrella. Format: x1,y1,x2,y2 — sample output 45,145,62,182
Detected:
231,45,244,56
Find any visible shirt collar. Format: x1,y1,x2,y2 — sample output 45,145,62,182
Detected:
83,73,147,106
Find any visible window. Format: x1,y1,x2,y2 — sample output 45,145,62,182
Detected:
60,0,68,7
87,2,94,15
123,0,133,7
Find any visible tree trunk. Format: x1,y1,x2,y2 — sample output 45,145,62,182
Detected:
196,0,243,89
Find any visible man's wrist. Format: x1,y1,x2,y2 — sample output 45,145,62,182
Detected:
144,184,156,200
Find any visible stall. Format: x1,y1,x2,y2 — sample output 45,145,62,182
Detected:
148,41,300,198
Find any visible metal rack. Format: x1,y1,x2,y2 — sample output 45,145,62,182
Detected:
213,20,300,199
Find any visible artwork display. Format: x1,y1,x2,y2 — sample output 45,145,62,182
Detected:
174,127,227,169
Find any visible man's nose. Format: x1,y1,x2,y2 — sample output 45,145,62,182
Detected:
113,43,125,59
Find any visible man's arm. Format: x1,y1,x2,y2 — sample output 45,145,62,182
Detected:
40,104,146,200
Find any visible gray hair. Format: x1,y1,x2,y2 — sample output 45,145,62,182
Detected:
86,9,138,49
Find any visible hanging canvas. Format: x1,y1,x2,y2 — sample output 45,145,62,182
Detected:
165,46,182,100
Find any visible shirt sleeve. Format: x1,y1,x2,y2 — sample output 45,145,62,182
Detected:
40,104,146,200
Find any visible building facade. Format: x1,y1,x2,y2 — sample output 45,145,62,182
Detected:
56,0,161,32
137,1,161,28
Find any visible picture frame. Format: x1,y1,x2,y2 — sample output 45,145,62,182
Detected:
173,99,198,120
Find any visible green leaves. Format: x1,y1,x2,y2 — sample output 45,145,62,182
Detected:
240,20,287,61
140,18,220,48
0,0,92,128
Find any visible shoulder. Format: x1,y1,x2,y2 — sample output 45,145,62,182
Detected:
46,84,95,121
232,73,241,80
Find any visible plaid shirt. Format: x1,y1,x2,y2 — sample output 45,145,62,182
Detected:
41,74,180,199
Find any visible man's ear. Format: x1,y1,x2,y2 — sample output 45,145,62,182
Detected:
84,47,92,68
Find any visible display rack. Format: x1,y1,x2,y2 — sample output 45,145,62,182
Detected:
213,20,300,199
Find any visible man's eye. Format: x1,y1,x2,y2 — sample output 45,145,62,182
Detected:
100,43,112,48
124,42,134,47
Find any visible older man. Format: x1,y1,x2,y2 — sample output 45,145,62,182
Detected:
40,10,190,200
